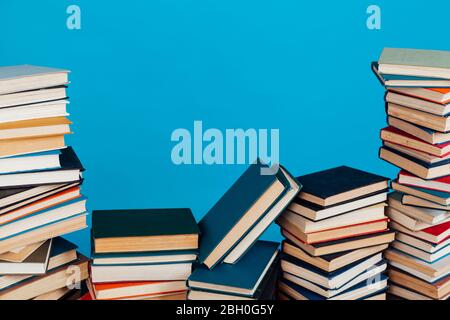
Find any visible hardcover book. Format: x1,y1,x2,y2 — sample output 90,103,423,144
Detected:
92,208,200,253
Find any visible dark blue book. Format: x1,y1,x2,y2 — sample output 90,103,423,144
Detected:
279,274,388,300
198,162,300,268
189,240,279,297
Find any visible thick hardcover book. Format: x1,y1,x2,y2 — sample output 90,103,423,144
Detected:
0,239,52,274
198,161,295,269
381,127,450,157
92,208,199,253
189,241,279,297
296,166,389,207
388,117,450,145
279,274,388,300
379,48,450,79
0,65,69,95
282,229,395,256
0,147,84,189
392,181,450,206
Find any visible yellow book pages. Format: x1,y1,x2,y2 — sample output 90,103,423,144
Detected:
0,117,72,130
0,135,66,157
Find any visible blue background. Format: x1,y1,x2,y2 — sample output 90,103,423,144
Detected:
1,1,449,255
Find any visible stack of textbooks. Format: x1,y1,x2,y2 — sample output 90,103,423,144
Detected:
373,48,450,300
0,65,89,299
276,166,395,300
187,161,301,300
88,209,200,300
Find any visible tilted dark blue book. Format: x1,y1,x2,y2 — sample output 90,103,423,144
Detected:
198,161,293,268
50,237,78,258
189,241,279,297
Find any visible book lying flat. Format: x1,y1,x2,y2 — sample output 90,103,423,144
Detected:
392,181,450,206
380,147,450,179
278,215,389,244
391,221,450,244
0,147,83,189
0,65,69,95
385,249,450,278
278,274,388,300
389,192,450,225
392,240,450,263
198,162,299,269
0,240,45,263
389,283,449,300
282,240,388,272
0,100,69,124
279,203,386,234
0,237,77,291
388,267,450,300
381,127,450,157
0,182,80,214
384,141,450,165
281,252,383,289
89,279,187,300
387,103,450,132
92,208,199,254
0,134,67,159
396,232,450,254
295,166,389,207
0,213,87,254
372,62,450,87
402,194,450,211
0,255,89,300
0,86,67,109
388,207,449,232
378,48,450,80
288,191,387,221
399,171,450,193
282,262,386,299
0,117,71,141
92,249,198,265
188,257,279,301
0,186,81,222
388,117,450,145
386,92,450,116
0,150,62,175
189,241,279,297
282,229,395,257
390,87,450,105
0,196,87,240
0,239,52,274
90,262,193,283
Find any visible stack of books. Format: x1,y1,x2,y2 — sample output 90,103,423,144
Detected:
187,161,301,300
276,166,395,300
88,209,200,300
0,65,89,299
373,48,450,300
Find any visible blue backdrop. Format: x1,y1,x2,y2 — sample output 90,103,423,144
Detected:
1,0,449,255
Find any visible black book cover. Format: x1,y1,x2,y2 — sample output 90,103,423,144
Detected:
297,166,389,201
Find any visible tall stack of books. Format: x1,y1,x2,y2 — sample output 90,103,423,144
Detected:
276,166,395,300
0,65,89,299
373,48,450,300
187,161,300,300
88,209,200,300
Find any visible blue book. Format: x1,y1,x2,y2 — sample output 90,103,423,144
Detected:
281,252,384,289
189,241,279,298
280,274,388,300
282,261,387,298
198,161,300,268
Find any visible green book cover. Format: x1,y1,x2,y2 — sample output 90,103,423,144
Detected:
92,208,199,239
380,48,450,69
